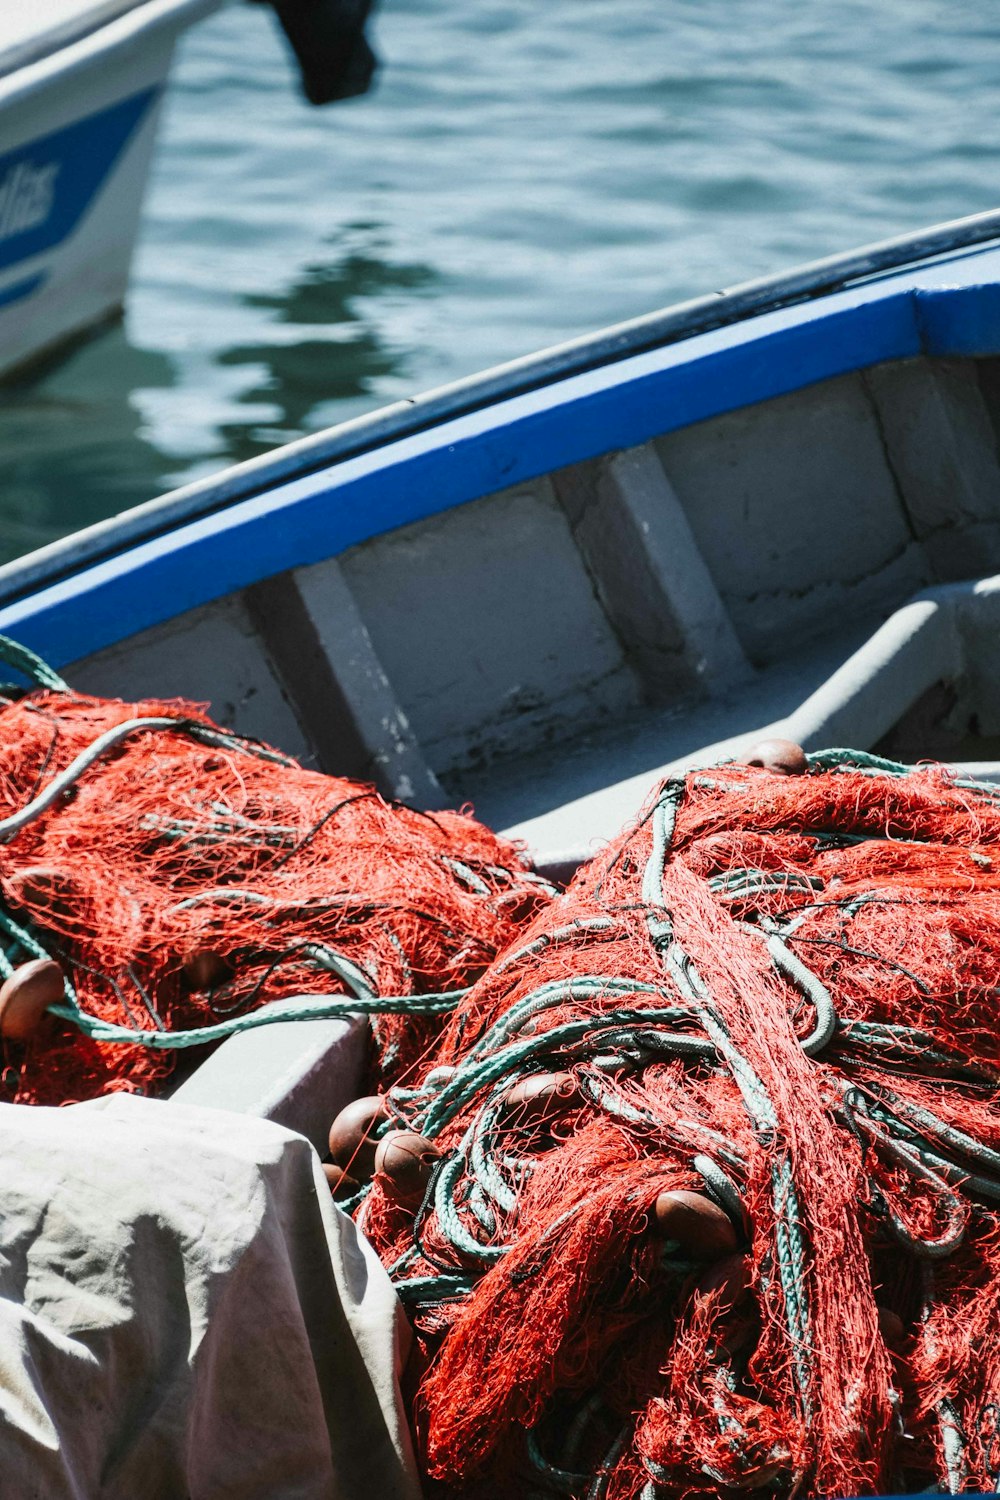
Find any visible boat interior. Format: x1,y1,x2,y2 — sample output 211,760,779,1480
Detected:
7,231,1000,1133
62,350,1000,877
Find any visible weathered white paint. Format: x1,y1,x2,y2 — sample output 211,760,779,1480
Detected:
599,444,751,691
171,1013,369,1154
0,0,220,378
864,357,1000,578
339,478,641,774
292,556,444,804
654,373,929,662
67,593,314,760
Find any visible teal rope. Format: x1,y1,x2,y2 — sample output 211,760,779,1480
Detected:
417,1004,709,1139
468,1091,520,1213
47,984,468,1050
805,747,914,776
0,632,68,693
836,1087,968,1260
433,1135,509,1265
806,744,1000,799
920,1267,971,1493
642,778,818,1418
0,911,80,1012
491,916,618,975
758,924,838,1056
525,1427,590,1494
0,715,299,847
394,1272,477,1305
454,974,688,1068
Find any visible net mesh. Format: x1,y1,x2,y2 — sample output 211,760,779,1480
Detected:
355,755,1000,1498
5,626,999,1496
0,689,552,1105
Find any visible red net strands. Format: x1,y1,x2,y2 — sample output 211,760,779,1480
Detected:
354,751,1000,1499
0,686,553,1104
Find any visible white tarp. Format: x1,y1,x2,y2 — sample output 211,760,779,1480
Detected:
0,1094,422,1500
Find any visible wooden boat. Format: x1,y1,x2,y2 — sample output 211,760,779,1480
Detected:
0,0,224,380
3,209,1000,1144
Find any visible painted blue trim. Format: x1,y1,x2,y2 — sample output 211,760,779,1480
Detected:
3,242,1000,669
0,88,158,273
0,270,44,308
915,282,1000,356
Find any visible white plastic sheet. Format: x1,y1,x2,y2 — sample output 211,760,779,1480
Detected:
0,1094,421,1499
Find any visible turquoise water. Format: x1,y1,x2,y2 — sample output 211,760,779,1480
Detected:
2,0,999,559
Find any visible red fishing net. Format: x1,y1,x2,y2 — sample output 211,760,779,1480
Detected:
356,754,1000,1499
0,689,552,1105
6,649,999,1495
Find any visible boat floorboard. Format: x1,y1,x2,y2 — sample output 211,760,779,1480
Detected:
456,616,880,867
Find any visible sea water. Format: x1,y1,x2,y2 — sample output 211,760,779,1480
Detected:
1,0,998,561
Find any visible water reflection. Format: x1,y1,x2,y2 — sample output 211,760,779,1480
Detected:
0,234,438,559
214,243,437,465
4,0,999,563
0,325,174,565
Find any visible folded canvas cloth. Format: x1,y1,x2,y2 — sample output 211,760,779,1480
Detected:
0,1094,421,1500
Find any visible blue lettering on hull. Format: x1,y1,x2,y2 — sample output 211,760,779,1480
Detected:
0,87,160,275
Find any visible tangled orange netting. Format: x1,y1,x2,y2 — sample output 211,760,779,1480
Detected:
0,687,552,1105
355,753,1000,1499
5,630,1000,1497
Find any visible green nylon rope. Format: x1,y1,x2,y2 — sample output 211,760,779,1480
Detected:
0,632,69,693
47,986,469,1050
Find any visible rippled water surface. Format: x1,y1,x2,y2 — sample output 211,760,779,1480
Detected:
2,0,1000,559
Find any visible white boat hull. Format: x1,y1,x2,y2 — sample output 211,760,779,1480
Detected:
0,0,218,378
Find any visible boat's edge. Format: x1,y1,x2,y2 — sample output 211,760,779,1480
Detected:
6,245,1000,676
0,0,221,100
2,208,1000,607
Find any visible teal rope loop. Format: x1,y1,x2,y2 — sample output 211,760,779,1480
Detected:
47,984,469,1051
0,632,68,693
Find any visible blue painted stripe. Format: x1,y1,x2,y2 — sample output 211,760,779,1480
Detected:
0,271,45,309
915,281,1000,356
0,88,159,274
2,247,1000,669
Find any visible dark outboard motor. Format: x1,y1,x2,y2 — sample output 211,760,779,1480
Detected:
253,0,378,105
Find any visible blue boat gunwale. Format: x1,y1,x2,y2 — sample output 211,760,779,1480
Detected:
6,208,1000,601
4,215,1000,672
